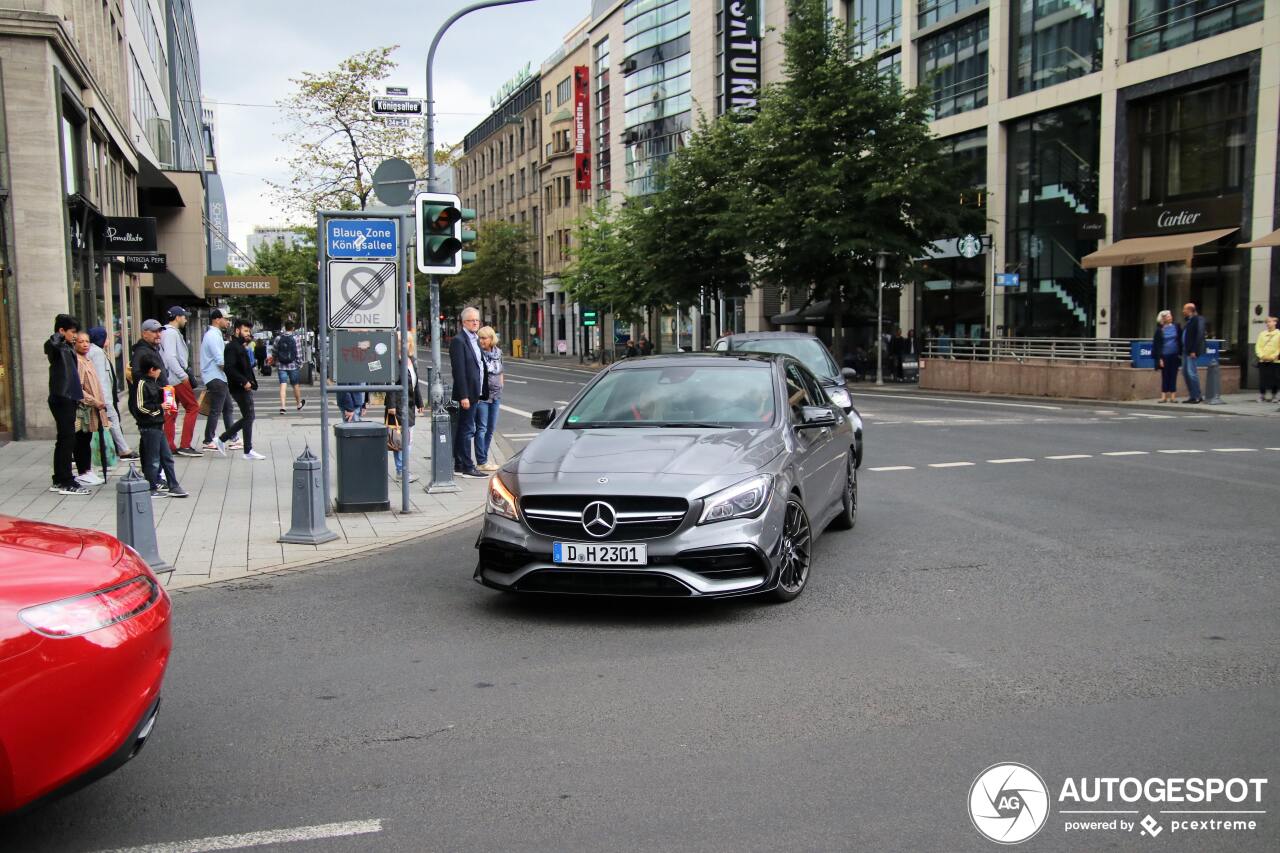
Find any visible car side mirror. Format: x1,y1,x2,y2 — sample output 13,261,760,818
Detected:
797,406,837,428
531,408,556,429
841,367,856,380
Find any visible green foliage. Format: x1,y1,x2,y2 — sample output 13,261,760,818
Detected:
562,202,652,324
452,221,541,332
224,231,318,329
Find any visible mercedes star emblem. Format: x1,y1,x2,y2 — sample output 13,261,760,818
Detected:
598,477,609,484
581,501,617,538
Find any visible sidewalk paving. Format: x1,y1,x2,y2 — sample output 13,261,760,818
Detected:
0,389,493,591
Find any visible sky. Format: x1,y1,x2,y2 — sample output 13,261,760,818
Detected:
194,0,589,258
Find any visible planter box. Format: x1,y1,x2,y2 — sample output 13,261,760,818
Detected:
920,358,1239,401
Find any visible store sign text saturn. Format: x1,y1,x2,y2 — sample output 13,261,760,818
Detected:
329,225,396,254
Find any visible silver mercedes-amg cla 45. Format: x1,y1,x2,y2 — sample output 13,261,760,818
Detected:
474,353,861,602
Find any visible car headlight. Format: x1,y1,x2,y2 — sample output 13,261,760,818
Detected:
827,386,852,410
698,474,773,524
487,476,519,521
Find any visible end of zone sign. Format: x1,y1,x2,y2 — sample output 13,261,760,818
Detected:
326,219,398,259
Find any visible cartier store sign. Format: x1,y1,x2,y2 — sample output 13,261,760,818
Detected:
1123,194,1242,237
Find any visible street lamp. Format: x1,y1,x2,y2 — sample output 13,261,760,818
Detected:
876,251,889,386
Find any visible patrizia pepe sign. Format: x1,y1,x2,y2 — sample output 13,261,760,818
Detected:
1123,194,1242,237
723,0,761,118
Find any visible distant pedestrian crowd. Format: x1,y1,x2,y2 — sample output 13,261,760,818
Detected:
44,309,311,497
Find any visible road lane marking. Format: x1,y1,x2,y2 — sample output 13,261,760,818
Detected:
1046,454,1092,460
1157,449,1203,454
503,378,528,384
95,819,383,853
555,400,570,404
1103,451,1149,456
500,404,534,417
502,433,537,438
928,462,975,468
1130,413,1174,419
502,373,586,385
869,465,914,471
988,458,1034,464
849,392,1062,411
1094,410,1117,415
1110,416,1140,420
1212,448,1258,452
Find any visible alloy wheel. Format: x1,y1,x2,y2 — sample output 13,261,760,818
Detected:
777,498,812,595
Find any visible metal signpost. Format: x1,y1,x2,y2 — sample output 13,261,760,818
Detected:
317,211,413,514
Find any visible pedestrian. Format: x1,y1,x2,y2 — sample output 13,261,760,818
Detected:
387,335,423,483
639,336,654,356
159,306,201,457
271,320,306,415
215,318,265,460
130,319,166,385
474,325,504,472
1180,302,1206,404
890,328,907,381
1254,316,1280,403
1152,309,1181,404
449,305,485,478
86,326,135,460
130,353,188,498
253,336,267,375
338,389,366,422
199,309,240,453
71,332,110,486
45,314,90,495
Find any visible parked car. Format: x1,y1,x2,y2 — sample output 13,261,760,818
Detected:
713,332,863,466
0,516,172,816
475,353,857,601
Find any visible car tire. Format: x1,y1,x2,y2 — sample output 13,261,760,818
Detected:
830,456,857,531
768,497,812,603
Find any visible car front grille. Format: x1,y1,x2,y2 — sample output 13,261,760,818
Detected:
673,546,768,580
515,569,693,597
520,495,689,541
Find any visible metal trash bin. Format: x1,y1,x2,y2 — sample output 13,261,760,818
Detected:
334,421,390,512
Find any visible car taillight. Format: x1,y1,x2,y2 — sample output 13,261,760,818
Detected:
19,576,160,638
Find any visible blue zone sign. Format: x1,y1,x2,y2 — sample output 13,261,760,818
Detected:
326,219,398,259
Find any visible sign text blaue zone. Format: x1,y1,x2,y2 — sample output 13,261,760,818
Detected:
325,219,399,260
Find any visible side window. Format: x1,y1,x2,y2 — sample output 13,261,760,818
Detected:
800,367,828,405
784,363,816,422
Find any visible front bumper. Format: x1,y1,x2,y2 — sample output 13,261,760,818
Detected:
475,498,785,598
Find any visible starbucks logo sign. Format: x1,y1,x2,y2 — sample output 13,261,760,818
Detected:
957,234,984,259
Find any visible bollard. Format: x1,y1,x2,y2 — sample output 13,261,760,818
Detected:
1205,361,1225,405
426,409,460,494
116,464,171,573
279,445,339,544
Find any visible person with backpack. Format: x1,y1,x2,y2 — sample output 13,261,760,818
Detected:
271,320,306,415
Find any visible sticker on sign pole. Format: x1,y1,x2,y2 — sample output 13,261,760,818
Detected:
327,261,398,329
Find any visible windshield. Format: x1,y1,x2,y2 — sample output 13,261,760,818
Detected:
565,365,776,429
732,338,839,382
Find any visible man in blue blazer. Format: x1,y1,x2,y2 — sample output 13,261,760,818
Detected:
449,306,485,477
1180,302,1206,403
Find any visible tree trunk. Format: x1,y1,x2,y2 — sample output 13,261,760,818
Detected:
831,284,845,368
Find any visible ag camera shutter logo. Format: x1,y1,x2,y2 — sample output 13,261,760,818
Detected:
969,763,1051,844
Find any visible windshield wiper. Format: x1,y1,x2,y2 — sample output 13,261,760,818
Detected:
659,422,727,428
564,421,648,429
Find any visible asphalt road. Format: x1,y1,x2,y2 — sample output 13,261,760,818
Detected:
6,371,1279,853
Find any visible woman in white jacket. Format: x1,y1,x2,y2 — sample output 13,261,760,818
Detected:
87,326,135,458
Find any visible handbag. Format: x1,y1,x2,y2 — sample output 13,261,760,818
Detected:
385,411,402,452
198,389,211,416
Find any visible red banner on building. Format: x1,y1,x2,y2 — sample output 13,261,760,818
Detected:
574,65,591,190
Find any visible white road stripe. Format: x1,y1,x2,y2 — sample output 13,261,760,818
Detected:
1110,416,1140,421
1130,413,1174,419
1267,447,1280,451
500,404,534,417
555,400,570,404
1212,448,1258,452
95,819,383,853
849,392,1062,411
502,433,538,438
929,462,975,468
988,458,1034,464
503,373,586,385
1103,451,1149,456
1046,454,1092,460
869,465,914,472
1094,410,1118,415
1157,449,1204,454
503,378,528,384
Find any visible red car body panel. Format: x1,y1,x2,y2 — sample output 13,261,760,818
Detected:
0,515,171,815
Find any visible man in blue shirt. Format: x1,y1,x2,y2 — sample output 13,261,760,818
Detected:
200,309,238,450
1180,302,1206,404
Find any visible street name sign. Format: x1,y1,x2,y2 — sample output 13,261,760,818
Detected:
370,97,424,116
205,275,279,295
327,261,398,329
326,219,399,259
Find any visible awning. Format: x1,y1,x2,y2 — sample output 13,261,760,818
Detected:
769,300,880,328
137,157,185,209
1080,228,1237,268
1241,228,1280,249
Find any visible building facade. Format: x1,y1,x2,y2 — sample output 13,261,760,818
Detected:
246,226,307,258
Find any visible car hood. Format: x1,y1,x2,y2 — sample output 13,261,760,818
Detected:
0,515,124,564
517,428,784,479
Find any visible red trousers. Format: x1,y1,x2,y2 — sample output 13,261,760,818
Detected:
164,379,200,450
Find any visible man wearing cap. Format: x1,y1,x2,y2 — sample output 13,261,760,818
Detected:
131,319,166,386
159,306,201,456
200,309,240,451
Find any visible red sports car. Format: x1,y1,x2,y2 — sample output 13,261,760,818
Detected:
0,514,171,816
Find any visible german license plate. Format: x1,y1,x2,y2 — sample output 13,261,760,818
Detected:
552,542,647,566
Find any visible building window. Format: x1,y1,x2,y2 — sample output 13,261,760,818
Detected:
61,113,84,197
1005,99,1101,337
1128,0,1263,60
622,0,693,196
594,36,612,199
918,16,988,118
545,92,552,113
1011,0,1102,96
556,76,572,105
943,127,987,211
1131,76,1250,205
849,0,901,55
519,168,526,197
623,0,691,55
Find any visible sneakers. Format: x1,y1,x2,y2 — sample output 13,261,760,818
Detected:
477,462,501,472
392,471,418,483
227,438,243,450
244,450,267,460
118,451,139,460
75,472,105,486
167,486,189,498
201,441,219,452
175,446,202,458
279,408,286,415
213,437,228,457
297,400,307,411
59,484,92,496
456,468,486,479
150,489,166,499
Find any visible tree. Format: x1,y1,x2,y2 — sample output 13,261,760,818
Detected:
225,232,319,330
452,221,541,343
563,202,657,328
734,0,982,358
272,47,428,217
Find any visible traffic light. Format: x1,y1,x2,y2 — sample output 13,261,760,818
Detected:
581,308,598,327
415,191,475,275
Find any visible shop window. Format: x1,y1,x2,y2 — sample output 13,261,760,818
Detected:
1011,0,1102,96
918,16,988,118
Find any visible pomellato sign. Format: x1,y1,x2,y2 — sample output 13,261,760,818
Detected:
102,217,157,253
1123,194,1241,237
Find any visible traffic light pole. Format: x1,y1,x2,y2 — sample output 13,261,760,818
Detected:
423,0,533,492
